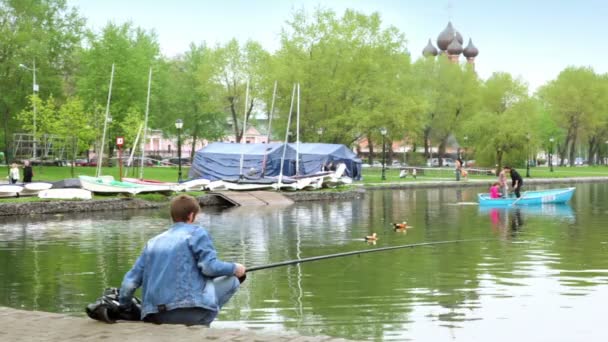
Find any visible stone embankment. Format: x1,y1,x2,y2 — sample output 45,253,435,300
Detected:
0,307,355,342
1,177,606,217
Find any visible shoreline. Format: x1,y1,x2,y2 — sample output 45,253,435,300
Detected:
1,177,607,217
0,306,355,342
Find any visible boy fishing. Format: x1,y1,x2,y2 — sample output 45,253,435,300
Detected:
119,194,246,326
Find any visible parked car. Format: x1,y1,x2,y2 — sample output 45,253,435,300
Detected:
161,157,191,166
391,160,404,168
427,158,456,167
74,159,89,166
371,161,383,168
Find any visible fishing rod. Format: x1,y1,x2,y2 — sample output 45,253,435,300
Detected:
247,238,492,272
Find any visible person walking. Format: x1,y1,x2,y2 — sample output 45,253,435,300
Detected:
119,195,246,326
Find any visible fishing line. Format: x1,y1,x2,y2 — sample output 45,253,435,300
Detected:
247,238,493,272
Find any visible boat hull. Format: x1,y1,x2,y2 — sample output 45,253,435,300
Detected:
478,187,575,207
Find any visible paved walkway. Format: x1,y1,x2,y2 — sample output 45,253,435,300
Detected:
0,307,355,342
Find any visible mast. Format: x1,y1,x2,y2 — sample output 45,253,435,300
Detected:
96,63,114,177
296,83,300,175
239,79,250,178
278,84,296,185
139,67,152,179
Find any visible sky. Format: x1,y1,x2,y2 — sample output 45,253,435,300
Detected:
66,0,608,91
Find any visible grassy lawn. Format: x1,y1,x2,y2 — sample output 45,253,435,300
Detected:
3,164,608,185
1,165,190,183
360,165,608,184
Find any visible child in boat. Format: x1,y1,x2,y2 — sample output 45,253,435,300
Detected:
119,195,246,326
490,182,501,199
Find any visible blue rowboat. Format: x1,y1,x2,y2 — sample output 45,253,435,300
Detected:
478,187,575,206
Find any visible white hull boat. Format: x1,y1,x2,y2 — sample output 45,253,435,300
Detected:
0,185,23,198
38,188,93,200
79,176,175,195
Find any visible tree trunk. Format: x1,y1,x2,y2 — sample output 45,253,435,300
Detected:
229,96,241,143
367,135,374,164
423,127,431,158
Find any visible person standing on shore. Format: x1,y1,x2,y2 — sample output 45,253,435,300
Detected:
119,194,246,326
455,158,463,181
23,160,33,183
9,163,19,184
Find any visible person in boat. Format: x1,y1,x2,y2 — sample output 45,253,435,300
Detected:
118,194,246,326
9,163,19,184
23,160,33,183
489,182,501,199
503,166,523,198
497,168,509,197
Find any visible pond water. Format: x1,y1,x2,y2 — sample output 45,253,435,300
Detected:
1,183,608,341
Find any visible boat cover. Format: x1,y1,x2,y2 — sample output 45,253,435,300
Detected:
189,142,362,181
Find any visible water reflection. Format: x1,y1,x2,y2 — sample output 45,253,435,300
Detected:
1,185,608,341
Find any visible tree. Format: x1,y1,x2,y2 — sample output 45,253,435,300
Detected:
272,8,417,155
464,72,532,168
0,0,84,163
208,39,271,143
538,67,604,166
161,44,226,158
76,22,163,156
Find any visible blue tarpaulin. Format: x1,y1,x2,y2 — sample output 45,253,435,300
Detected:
188,142,297,181
290,143,362,180
188,142,362,181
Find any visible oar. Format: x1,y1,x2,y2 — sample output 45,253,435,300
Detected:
510,192,525,207
247,238,491,272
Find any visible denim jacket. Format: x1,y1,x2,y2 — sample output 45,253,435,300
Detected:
119,222,236,319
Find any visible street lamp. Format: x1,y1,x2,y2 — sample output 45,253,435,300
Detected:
526,133,531,178
317,127,324,142
549,137,554,172
380,127,387,180
19,60,38,159
175,119,183,182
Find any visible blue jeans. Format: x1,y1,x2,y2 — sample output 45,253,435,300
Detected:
143,276,239,326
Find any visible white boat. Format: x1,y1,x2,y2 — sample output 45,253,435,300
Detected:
180,178,210,191
222,180,275,191
38,188,93,200
206,180,227,191
79,176,175,195
0,185,23,198
20,182,54,197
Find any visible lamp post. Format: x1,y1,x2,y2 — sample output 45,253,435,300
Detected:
317,127,324,142
605,140,608,165
19,60,38,159
380,127,387,180
175,119,183,182
549,137,554,172
526,133,531,178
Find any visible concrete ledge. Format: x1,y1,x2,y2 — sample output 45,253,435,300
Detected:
0,307,355,342
0,198,165,217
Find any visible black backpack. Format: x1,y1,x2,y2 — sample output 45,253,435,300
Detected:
85,287,141,323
